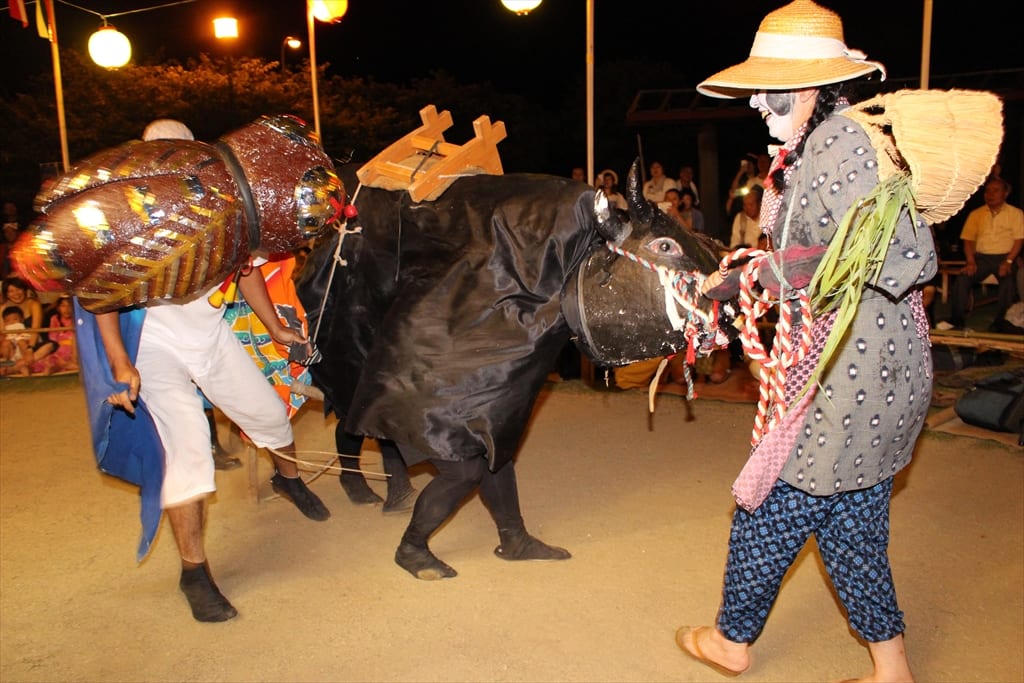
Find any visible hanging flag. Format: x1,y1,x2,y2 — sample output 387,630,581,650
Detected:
35,0,51,40
8,0,28,27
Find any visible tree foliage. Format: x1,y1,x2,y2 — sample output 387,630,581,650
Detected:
0,49,697,212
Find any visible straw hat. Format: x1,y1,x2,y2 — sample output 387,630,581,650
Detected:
598,168,619,186
697,0,886,99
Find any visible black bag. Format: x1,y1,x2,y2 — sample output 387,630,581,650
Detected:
954,369,1024,444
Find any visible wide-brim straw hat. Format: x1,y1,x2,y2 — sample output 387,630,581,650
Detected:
697,0,886,99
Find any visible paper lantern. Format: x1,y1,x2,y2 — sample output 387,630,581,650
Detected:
88,25,131,68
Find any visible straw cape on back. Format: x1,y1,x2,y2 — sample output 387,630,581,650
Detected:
844,89,1004,225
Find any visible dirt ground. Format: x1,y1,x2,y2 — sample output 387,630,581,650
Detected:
1,374,1021,683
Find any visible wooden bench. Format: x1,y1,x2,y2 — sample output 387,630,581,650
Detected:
936,260,999,304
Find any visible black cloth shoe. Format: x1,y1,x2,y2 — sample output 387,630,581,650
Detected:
179,563,237,622
394,541,457,580
339,472,385,505
494,528,571,561
271,473,330,521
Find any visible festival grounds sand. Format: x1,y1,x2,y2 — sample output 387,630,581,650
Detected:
1,373,1021,683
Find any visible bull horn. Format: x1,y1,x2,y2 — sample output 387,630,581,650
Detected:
593,187,630,244
625,159,652,223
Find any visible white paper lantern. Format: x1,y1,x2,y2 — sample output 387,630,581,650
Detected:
88,26,131,69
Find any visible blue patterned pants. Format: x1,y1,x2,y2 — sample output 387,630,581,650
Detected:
716,478,905,643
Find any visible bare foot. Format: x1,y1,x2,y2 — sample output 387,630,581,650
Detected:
675,626,750,676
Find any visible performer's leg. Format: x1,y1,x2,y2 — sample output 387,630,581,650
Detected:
199,331,329,521
677,482,820,675
380,439,416,514
167,498,237,623
480,462,570,561
717,483,819,643
395,458,484,580
269,443,330,521
336,427,383,505
816,479,913,682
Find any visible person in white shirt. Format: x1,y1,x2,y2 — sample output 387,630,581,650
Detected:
730,185,763,248
642,161,680,204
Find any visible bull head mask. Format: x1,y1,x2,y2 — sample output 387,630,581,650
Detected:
564,160,735,366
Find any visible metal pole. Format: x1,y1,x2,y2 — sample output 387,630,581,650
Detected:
920,0,932,89
306,2,321,139
585,0,594,186
44,0,70,171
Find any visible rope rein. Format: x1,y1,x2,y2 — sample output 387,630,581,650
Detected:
605,241,812,440
310,183,364,349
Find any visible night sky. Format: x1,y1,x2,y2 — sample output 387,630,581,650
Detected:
2,0,1021,106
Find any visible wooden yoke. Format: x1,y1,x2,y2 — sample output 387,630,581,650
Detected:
357,104,507,202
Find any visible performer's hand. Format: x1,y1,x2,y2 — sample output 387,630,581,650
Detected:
701,268,742,300
270,324,307,348
756,244,827,296
108,360,140,415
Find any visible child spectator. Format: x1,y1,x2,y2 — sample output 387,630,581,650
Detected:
1,305,33,375
34,295,78,374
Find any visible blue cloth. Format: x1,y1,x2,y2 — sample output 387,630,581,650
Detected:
717,478,903,643
74,300,164,561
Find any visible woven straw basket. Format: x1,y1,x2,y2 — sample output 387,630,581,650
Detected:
845,89,1004,224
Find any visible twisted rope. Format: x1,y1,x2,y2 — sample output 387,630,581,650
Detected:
602,240,815,432
717,247,813,445
310,183,364,348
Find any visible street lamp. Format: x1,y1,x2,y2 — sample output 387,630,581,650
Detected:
281,36,302,72
500,0,542,15
212,16,238,39
502,0,593,185
307,0,349,139
213,16,239,108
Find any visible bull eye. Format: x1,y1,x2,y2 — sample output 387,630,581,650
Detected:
646,237,682,258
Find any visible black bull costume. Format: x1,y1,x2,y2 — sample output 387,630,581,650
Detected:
13,116,737,573
296,162,734,473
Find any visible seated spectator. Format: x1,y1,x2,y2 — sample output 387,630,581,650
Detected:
660,188,705,234
597,170,627,211
1,276,55,359
34,295,78,374
729,186,764,248
677,165,700,206
940,177,1023,330
678,187,704,234
660,188,686,227
2,305,33,375
642,161,679,204
1,304,62,376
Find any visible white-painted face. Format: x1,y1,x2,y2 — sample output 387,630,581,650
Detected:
749,89,816,142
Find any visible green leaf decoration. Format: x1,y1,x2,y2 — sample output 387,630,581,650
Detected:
804,173,919,392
